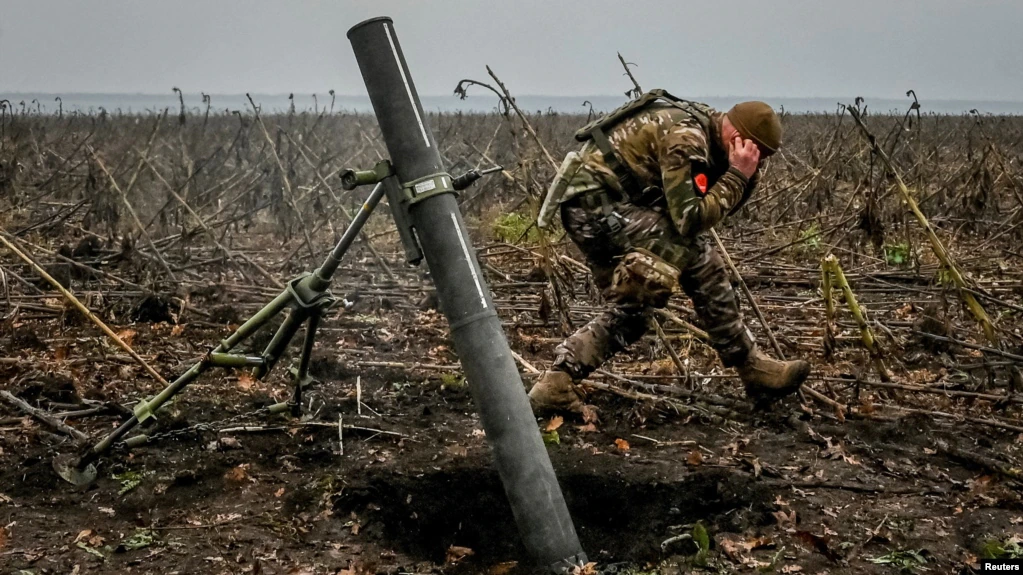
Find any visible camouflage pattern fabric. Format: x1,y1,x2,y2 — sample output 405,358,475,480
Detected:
551,103,760,380
564,104,762,237
606,249,679,308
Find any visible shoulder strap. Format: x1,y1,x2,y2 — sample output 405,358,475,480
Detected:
575,89,714,142
657,91,714,134
573,90,667,142
587,126,639,197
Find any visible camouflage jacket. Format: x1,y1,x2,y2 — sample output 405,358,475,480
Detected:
565,103,761,238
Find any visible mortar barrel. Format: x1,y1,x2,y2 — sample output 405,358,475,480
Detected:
347,16,587,572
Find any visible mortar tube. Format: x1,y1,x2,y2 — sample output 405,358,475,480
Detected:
347,16,587,573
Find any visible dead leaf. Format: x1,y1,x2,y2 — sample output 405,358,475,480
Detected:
170,324,186,337
687,450,704,466
719,534,774,561
821,437,860,465
572,563,599,575
218,436,242,450
237,372,255,391
795,530,841,562
55,345,68,361
781,565,803,573
445,545,474,565
223,464,251,484
773,509,797,529
581,404,599,424
614,438,630,452
274,487,286,498
545,415,564,432
971,475,995,491
718,536,745,561
857,396,875,414
489,561,518,575
575,423,599,433
116,329,137,347
744,457,763,477
724,438,750,455
663,357,688,376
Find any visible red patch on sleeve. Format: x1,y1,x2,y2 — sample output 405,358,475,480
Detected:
694,173,708,194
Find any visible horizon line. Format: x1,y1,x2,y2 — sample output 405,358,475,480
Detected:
3,91,1022,104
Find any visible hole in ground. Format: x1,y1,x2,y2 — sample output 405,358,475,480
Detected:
334,463,776,566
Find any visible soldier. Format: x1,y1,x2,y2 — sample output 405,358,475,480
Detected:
530,90,809,414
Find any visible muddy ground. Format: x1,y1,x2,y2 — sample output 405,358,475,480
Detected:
1,241,1021,575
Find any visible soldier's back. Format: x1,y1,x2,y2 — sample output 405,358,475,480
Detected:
581,104,720,194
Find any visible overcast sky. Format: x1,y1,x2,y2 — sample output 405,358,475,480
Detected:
2,0,1021,101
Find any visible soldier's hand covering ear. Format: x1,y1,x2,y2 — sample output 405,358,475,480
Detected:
729,137,760,179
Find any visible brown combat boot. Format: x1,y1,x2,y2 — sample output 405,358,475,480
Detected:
528,370,585,413
737,348,809,400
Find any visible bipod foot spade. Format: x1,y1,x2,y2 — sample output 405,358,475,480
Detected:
52,454,98,486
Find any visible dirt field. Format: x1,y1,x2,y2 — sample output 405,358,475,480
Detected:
1,102,1022,574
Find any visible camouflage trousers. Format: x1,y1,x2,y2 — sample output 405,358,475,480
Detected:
552,191,754,380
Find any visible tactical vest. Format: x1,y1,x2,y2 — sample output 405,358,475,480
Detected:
574,89,716,203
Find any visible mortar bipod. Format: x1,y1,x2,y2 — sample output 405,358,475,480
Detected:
52,160,503,487
53,179,390,486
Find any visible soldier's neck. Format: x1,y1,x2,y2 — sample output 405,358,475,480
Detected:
711,114,726,152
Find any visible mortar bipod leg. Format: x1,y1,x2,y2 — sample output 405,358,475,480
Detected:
289,311,323,417
53,357,212,485
253,304,310,379
54,290,295,485
314,180,389,281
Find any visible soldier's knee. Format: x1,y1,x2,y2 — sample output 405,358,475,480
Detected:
605,248,680,308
